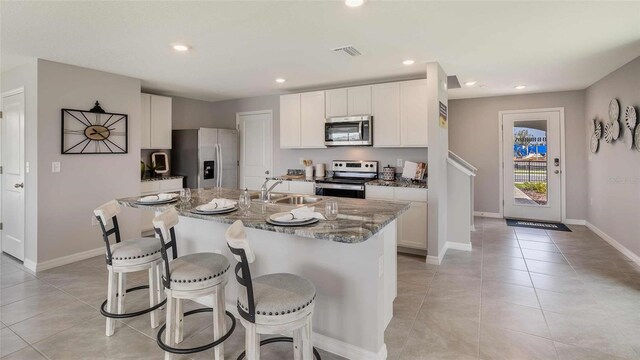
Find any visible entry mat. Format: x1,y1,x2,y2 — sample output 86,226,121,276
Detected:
505,218,572,232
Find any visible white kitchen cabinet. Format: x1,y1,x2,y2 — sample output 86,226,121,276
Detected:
140,93,151,148
400,80,428,147
372,83,401,147
325,88,348,118
288,181,315,195
279,94,301,148
300,91,326,148
347,85,372,116
141,93,172,149
366,185,428,250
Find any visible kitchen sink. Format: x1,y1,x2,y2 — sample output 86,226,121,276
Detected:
250,192,288,203
274,195,325,205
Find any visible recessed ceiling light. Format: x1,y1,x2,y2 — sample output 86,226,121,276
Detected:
464,81,477,86
172,44,190,52
515,85,526,90
402,59,415,66
345,0,364,7
275,78,286,83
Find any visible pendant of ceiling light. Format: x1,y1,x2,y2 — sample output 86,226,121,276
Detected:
345,0,364,8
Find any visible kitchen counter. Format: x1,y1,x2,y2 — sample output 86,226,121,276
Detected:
140,175,184,182
118,187,403,357
118,187,409,243
367,178,428,189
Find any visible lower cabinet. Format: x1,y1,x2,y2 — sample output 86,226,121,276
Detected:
366,185,428,250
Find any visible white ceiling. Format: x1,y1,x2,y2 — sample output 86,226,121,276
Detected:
2,1,639,101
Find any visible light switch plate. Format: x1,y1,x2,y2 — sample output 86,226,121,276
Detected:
396,159,403,167
52,162,61,173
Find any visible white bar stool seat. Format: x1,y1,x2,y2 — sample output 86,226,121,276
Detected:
93,200,165,337
225,220,320,360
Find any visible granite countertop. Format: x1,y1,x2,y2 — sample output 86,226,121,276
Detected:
273,176,324,182
141,175,184,182
118,188,409,244
366,179,428,189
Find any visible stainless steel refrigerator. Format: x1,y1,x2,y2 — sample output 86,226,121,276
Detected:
172,128,238,189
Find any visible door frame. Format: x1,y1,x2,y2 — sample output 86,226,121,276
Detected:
498,107,566,222
1,87,26,257
235,110,273,189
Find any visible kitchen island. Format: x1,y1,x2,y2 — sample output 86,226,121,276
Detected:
118,188,409,360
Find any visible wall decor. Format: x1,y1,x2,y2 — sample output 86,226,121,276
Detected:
622,126,634,150
594,119,602,138
62,101,128,154
611,119,620,140
609,98,620,122
604,121,614,143
635,126,640,153
625,106,637,130
590,132,599,153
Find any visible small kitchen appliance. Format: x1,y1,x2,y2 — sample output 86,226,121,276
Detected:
315,160,378,198
381,165,396,181
324,115,373,146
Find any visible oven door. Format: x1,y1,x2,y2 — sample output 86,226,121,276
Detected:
325,118,372,146
315,183,365,199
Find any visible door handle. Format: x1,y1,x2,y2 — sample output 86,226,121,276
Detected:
14,183,24,188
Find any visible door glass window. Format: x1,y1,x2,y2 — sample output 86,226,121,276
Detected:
513,120,548,206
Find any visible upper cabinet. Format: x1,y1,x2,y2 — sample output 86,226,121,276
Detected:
347,85,372,116
141,93,172,149
280,94,301,148
279,92,325,149
324,85,372,117
372,82,401,147
400,80,428,147
280,80,427,149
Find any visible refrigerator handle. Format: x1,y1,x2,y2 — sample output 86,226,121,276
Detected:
217,144,222,187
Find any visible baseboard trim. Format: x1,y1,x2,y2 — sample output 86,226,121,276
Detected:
446,241,472,252
586,221,640,266
33,247,104,272
23,259,38,273
564,219,586,226
473,211,502,218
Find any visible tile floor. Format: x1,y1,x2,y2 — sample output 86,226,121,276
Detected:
1,217,639,359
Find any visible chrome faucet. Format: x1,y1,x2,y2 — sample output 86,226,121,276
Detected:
260,178,283,201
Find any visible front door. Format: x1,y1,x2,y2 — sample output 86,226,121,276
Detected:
237,111,272,191
501,109,562,222
2,90,25,260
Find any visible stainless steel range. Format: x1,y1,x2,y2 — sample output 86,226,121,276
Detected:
315,160,378,199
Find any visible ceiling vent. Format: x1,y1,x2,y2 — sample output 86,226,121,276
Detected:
332,45,362,57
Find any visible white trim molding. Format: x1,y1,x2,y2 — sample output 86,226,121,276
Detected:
446,241,473,252
564,219,586,226
473,211,502,218
586,222,640,266
426,241,473,265
30,247,104,272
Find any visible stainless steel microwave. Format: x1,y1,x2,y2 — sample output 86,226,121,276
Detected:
324,115,372,146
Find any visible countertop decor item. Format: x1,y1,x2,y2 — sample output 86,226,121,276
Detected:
609,98,620,123
604,121,613,143
590,133,599,153
381,165,396,181
625,106,637,130
61,101,128,154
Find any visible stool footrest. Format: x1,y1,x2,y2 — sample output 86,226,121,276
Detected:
100,285,167,319
156,308,237,355
235,336,322,360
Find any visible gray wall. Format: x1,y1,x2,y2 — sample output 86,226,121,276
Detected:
36,60,142,262
1,59,39,264
448,90,587,219
170,93,428,175
584,57,640,255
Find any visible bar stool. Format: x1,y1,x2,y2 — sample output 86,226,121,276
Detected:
152,207,236,360
225,220,321,360
94,200,166,336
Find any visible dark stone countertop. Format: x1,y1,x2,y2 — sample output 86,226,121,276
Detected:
141,176,184,182
118,188,409,244
366,179,428,189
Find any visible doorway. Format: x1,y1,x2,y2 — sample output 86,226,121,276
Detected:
499,108,565,222
1,88,26,260
236,110,273,191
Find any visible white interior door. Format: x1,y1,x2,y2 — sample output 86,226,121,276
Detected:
2,90,25,260
237,111,272,191
502,110,562,222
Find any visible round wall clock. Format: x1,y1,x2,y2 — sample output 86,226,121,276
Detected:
62,101,128,154
625,106,637,130
609,98,620,123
